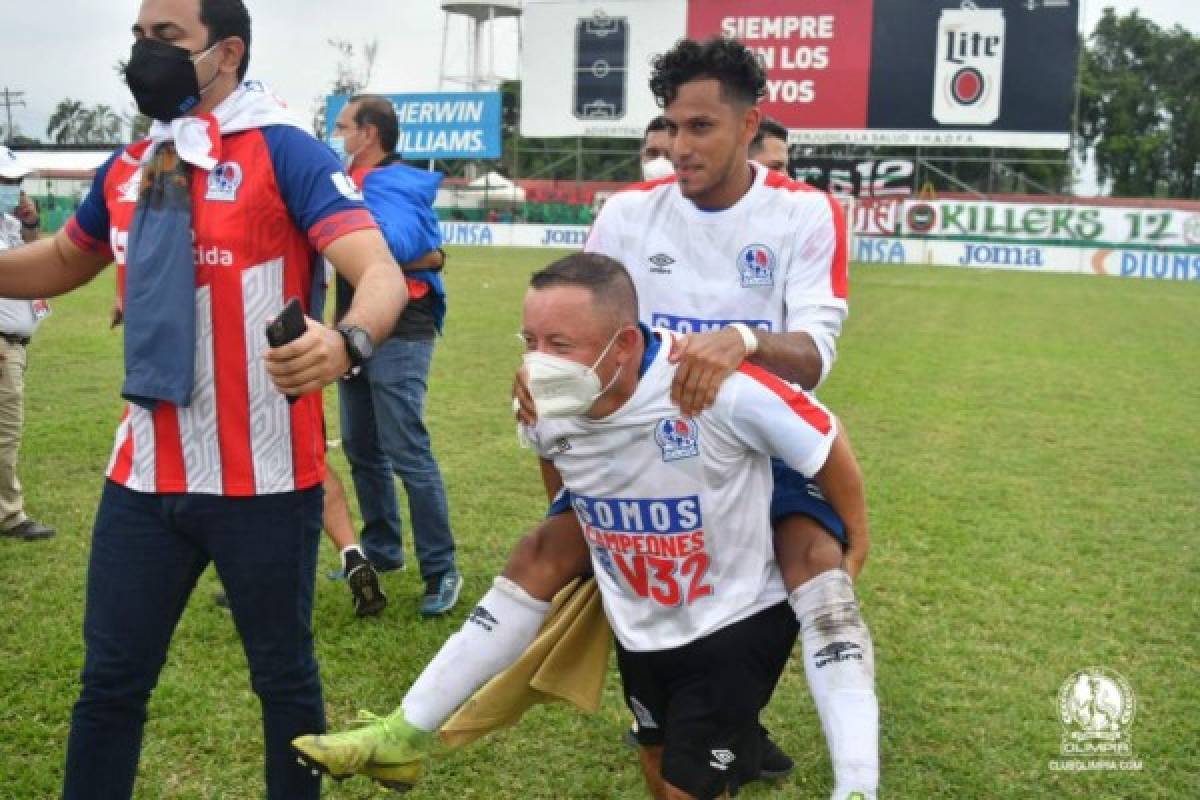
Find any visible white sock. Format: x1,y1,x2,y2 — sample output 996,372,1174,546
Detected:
340,545,365,572
789,569,879,796
401,576,551,732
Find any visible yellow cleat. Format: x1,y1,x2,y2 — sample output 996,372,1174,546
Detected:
292,709,433,792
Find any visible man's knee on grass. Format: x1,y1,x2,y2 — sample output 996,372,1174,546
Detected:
501,512,591,602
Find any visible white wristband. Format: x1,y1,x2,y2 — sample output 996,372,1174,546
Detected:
729,323,759,356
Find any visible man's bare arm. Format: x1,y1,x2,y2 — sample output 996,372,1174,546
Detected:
0,229,110,298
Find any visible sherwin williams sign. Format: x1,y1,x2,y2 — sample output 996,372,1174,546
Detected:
326,92,502,160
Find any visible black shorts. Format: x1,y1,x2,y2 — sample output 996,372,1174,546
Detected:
615,602,799,800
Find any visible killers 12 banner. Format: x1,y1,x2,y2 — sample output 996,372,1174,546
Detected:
688,0,1079,148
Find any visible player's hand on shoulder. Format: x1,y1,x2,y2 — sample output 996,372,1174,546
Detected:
668,327,750,417
264,317,351,397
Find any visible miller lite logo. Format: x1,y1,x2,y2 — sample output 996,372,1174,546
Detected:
932,6,1006,126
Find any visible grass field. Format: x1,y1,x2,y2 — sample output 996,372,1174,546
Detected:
1,247,1197,799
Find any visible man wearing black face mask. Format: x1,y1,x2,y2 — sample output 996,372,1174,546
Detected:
0,1,407,798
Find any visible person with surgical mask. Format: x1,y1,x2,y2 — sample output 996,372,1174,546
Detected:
640,115,674,182
0,146,55,543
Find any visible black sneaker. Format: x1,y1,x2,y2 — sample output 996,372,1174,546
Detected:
345,550,387,617
759,734,795,780
1,519,55,541
729,731,794,794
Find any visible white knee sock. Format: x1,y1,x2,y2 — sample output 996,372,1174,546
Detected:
789,569,879,797
401,576,550,732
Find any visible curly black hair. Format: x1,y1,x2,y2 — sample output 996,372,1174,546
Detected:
649,37,767,109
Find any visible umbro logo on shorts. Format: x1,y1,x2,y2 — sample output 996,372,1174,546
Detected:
708,748,736,770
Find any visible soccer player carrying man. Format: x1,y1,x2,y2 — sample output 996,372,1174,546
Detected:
296,37,879,800
297,253,868,800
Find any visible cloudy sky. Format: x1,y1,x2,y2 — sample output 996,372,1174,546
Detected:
1,0,1196,141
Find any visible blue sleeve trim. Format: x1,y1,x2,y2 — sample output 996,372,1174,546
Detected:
262,126,366,234
74,148,124,242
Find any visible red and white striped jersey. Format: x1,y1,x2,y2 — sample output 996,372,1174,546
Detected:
67,126,376,496
524,332,839,652
585,165,848,386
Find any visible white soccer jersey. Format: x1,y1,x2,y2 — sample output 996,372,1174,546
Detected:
525,332,839,652
585,166,849,385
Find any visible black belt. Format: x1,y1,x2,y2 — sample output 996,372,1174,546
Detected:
1,333,30,346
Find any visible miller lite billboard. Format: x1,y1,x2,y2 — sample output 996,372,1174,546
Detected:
522,0,1078,148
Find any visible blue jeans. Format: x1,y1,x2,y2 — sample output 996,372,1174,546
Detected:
62,481,325,800
338,336,455,580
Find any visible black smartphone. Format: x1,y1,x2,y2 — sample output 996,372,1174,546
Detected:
573,12,628,121
265,297,307,404
266,297,306,348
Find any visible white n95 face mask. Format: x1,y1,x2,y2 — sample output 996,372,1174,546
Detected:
641,156,674,182
522,330,623,419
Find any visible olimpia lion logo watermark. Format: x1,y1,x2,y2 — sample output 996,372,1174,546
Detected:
1048,667,1143,771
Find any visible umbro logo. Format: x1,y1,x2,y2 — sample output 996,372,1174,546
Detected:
545,437,572,455
814,640,864,668
467,605,500,632
648,253,675,274
708,749,736,770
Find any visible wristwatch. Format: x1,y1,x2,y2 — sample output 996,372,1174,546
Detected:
336,324,374,378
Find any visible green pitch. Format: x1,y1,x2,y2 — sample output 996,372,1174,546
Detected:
1,248,1196,798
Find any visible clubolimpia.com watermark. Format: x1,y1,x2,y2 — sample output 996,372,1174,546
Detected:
1047,667,1144,772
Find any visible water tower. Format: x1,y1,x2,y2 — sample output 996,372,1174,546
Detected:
439,1,523,91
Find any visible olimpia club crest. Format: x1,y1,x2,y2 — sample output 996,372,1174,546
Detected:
1058,667,1136,754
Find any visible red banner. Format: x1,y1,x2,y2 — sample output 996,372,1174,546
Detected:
687,0,876,129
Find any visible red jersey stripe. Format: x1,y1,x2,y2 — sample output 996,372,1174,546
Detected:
152,404,187,492
109,413,134,486
763,170,818,192
211,261,255,494
736,362,833,434
824,193,849,300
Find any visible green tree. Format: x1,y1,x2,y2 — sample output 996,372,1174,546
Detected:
83,104,123,144
1078,8,1200,197
46,98,88,144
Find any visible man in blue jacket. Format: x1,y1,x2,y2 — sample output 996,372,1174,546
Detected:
330,95,460,616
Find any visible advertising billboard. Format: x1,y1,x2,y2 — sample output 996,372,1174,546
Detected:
521,0,1079,148
326,92,502,160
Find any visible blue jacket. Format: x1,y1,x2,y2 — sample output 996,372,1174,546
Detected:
362,163,447,333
